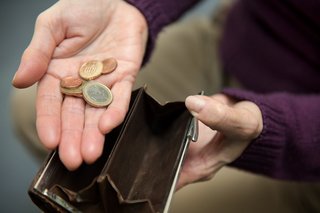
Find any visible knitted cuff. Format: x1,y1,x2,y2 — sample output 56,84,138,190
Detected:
125,0,170,65
222,88,288,179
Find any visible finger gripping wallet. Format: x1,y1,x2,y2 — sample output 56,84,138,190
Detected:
28,87,197,213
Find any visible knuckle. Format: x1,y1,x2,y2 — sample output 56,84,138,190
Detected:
211,103,229,126
39,93,61,102
239,114,261,139
110,105,127,121
36,12,49,27
65,105,83,115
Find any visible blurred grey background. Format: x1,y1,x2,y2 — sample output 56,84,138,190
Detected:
0,0,217,212
0,1,55,212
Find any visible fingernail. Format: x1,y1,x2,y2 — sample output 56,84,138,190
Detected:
11,72,17,85
185,96,206,115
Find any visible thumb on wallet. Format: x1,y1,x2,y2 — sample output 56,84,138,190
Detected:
185,95,262,140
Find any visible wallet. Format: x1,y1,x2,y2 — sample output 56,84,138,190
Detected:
28,87,198,213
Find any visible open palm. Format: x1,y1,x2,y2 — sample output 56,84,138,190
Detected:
13,0,148,170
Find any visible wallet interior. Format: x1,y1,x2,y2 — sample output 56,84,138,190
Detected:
29,87,194,213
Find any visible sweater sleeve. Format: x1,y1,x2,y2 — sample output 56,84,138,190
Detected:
223,88,320,182
125,0,200,63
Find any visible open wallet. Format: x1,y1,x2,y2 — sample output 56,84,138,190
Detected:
28,87,199,213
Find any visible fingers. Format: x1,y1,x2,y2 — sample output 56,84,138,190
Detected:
64,80,132,168
81,106,105,164
12,10,63,88
99,80,132,134
77,80,132,165
36,75,62,149
71,81,131,168
185,95,262,140
175,173,189,191
59,96,86,171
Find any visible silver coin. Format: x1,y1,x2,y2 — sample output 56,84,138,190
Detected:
83,81,113,107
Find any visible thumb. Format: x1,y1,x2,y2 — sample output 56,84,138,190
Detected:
185,95,261,139
12,11,62,88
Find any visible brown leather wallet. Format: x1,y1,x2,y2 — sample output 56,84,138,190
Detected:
28,87,198,213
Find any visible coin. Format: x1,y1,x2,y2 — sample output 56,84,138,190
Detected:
82,81,112,107
60,76,83,89
102,58,118,74
60,81,87,97
60,87,83,97
79,60,103,80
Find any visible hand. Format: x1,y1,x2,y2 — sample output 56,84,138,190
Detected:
176,94,263,190
12,0,148,170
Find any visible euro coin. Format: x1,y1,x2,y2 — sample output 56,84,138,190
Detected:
82,81,112,107
102,58,118,74
79,60,103,80
60,76,83,89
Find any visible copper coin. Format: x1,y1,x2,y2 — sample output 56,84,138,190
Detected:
102,58,118,74
60,87,83,97
60,76,83,89
60,81,87,97
79,60,103,80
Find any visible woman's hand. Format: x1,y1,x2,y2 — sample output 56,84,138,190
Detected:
177,94,263,190
12,0,148,170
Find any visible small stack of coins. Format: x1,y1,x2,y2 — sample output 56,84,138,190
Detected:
60,58,117,107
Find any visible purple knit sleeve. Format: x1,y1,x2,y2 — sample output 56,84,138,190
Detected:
125,0,200,63
222,88,320,181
